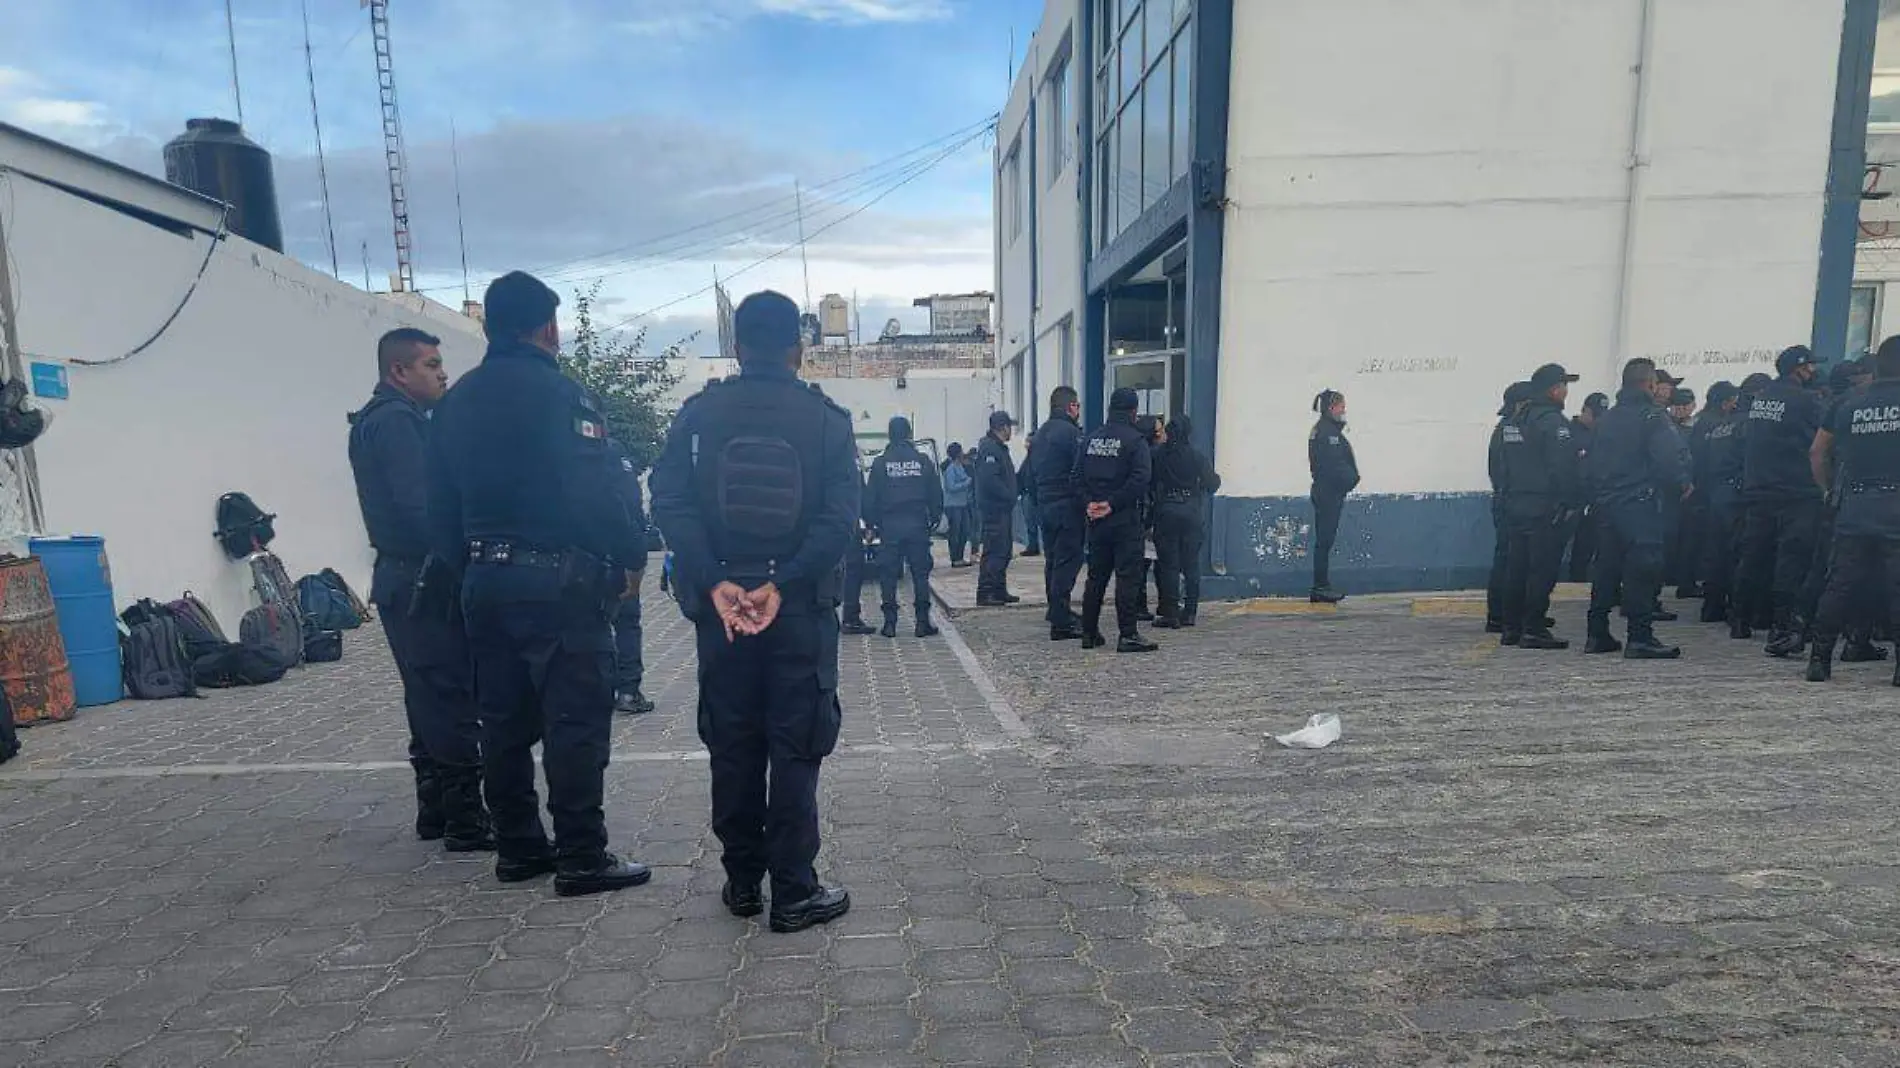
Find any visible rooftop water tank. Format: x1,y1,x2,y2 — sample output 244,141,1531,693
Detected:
163,118,284,252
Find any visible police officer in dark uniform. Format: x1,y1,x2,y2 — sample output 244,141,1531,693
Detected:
1308,390,1360,604
1499,363,1582,649
1584,359,1690,659
611,444,655,716
974,412,1020,606
1807,337,1900,683
1151,414,1221,628
1486,381,1533,633
426,271,649,895
1693,382,1745,623
839,467,878,637
864,416,943,638
1800,359,1889,663
1033,386,1086,640
650,290,856,933
349,327,493,852
1565,392,1609,583
1076,388,1156,652
1734,346,1826,656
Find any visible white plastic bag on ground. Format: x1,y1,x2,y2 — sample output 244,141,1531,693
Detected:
1273,713,1341,750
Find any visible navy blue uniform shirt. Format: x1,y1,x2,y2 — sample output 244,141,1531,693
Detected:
348,382,432,561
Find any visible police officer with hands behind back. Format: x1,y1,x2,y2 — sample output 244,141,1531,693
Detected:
1499,363,1583,649
1076,387,1157,653
974,412,1021,606
426,271,650,897
1806,337,1900,684
650,290,856,933
349,327,493,853
864,415,943,639
1583,358,1691,660
1734,346,1826,655
1034,387,1087,641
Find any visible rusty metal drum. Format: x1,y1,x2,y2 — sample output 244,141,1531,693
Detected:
0,554,77,725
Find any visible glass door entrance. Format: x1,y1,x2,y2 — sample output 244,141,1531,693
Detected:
1109,351,1183,421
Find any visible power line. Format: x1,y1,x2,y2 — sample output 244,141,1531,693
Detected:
596,127,988,336
420,115,998,293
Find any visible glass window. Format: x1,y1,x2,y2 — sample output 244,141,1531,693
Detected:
1097,138,1113,250
1118,0,1136,30
1046,57,1072,180
1118,23,1141,103
1171,32,1191,179
1144,0,1171,73
1850,284,1880,358
1005,140,1023,243
1143,63,1169,207
1117,87,1142,232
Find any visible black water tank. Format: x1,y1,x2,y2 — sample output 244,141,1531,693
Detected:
162,118,284,252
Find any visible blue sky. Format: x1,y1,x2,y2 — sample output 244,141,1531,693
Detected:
0,0,1047,350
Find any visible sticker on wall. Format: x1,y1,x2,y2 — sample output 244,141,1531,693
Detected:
28,363,68,401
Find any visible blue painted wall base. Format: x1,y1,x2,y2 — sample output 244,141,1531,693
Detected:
1205,491,1496,598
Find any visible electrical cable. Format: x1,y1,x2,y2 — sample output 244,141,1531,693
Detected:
597,125,989,335
66,207,231,368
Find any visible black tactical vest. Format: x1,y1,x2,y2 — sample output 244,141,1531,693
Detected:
879,445,929,507
691,375,827,572
1836,381,1900,536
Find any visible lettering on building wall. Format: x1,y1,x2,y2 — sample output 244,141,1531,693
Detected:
1356,357,1459,375
1644,348,1778,369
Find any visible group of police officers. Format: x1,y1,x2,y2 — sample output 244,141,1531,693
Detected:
1487,339,1900,683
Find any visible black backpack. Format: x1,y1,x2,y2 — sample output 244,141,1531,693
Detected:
297,574,361,632
119,600,197,700
191,642,292,688
214,492,277,560
0,685,18,764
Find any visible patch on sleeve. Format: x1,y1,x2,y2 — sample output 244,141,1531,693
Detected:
575,416,607,441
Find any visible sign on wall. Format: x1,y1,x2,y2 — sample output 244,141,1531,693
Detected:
28,362,67,401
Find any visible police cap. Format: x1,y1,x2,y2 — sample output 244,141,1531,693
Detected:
1775,345,1815,376
734,290,802,360
1669,388,1695,407
1109,387,1140,412
988,410,1017,431
1828,360,1862,394
1707,381,1739,408
1582,392,1610,415
1740,372,1774,394
1654,368,1683,387
1530,363,1580,391
1498,380,1534,416
483,271,560,341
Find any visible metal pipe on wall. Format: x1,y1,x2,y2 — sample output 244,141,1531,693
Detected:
1609,0,1658,382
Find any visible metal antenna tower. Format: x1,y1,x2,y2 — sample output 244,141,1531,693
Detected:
368,0,415,293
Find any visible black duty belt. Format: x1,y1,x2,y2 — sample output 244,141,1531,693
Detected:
1848,481,1900,494
1161,489,1198,502
375,553,425,568
467,541,566,568
1722,477,1743,489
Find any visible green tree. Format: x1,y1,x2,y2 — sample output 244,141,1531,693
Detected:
556,283,690,472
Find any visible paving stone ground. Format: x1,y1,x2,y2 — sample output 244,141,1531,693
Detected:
0,579,1231,1068
950,583,1900,1067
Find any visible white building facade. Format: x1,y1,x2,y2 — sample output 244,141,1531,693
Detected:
1000,0,1880,595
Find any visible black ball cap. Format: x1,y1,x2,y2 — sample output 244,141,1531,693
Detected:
1109,387,1140,412
1529,363,1580,390
1582,391,1610,413
484,270,560,340
988,410,1017,430
1775,345,1814,376
734,290,801,356
1498,380,1534,416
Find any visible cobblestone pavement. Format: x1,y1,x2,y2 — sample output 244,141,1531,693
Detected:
0,581,1232,1068
952,586,1900,1067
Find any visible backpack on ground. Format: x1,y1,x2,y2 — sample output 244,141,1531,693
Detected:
0,684,19,764
303,629,343,663
240,601,304,669
118,600,196,700
214,492,277,560
165,592,228,660
297,573,361,632
191,642,291,688
317,568,370,626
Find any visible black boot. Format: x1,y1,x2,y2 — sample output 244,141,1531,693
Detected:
1116,634,1159,653
1518,630,1569,651
1765,613,1808,659
722,878,764,918
1623,635,1682,660
413,767,445,842
1806,638,1834,683
1049,622,1084,641
915,611,939,639
1842,629,1888,662
770,885,851,933
1310,586,1345,604
1699,596,1728,624
1728,611,1754,640
1080,632,1107,650
841,615,877,636
1499,629,1522,647
1483,619,1504,634
439,768,495,853
1180,609,1197,627
1583,631,1623,655
554,853,652,898
1153,614,1181,629
879,611,898,639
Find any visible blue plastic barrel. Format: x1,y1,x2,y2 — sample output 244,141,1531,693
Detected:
29,535,122,707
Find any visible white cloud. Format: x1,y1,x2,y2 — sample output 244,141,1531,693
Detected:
753,0,953,23
0,66,113,144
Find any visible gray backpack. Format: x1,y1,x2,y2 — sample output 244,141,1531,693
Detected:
119,600,196,700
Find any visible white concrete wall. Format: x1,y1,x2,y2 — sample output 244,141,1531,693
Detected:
5,171,485,632
815,370,999,460
998,0,1084,451
1218,0,1844,498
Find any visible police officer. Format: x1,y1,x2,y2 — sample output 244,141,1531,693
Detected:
1669,387,1706,599
1486,381,1534,634
1499,364,1582,649
864,416,943,638
1693,382,1745,623
974,412,1020,606
1584,359,1690,659
1151,414,1221,628
1801,359,1889,663
611,444,655,716
1807,337,1900,683
1132,415,1164,620
1032,386,1086,641
1076,388,1156,652
1308,390,1360,604
1565,392,1609,583
1734,345,1826,656
426,271,649,895
349,327,493,852
839,467,878,637
650,290,855,933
